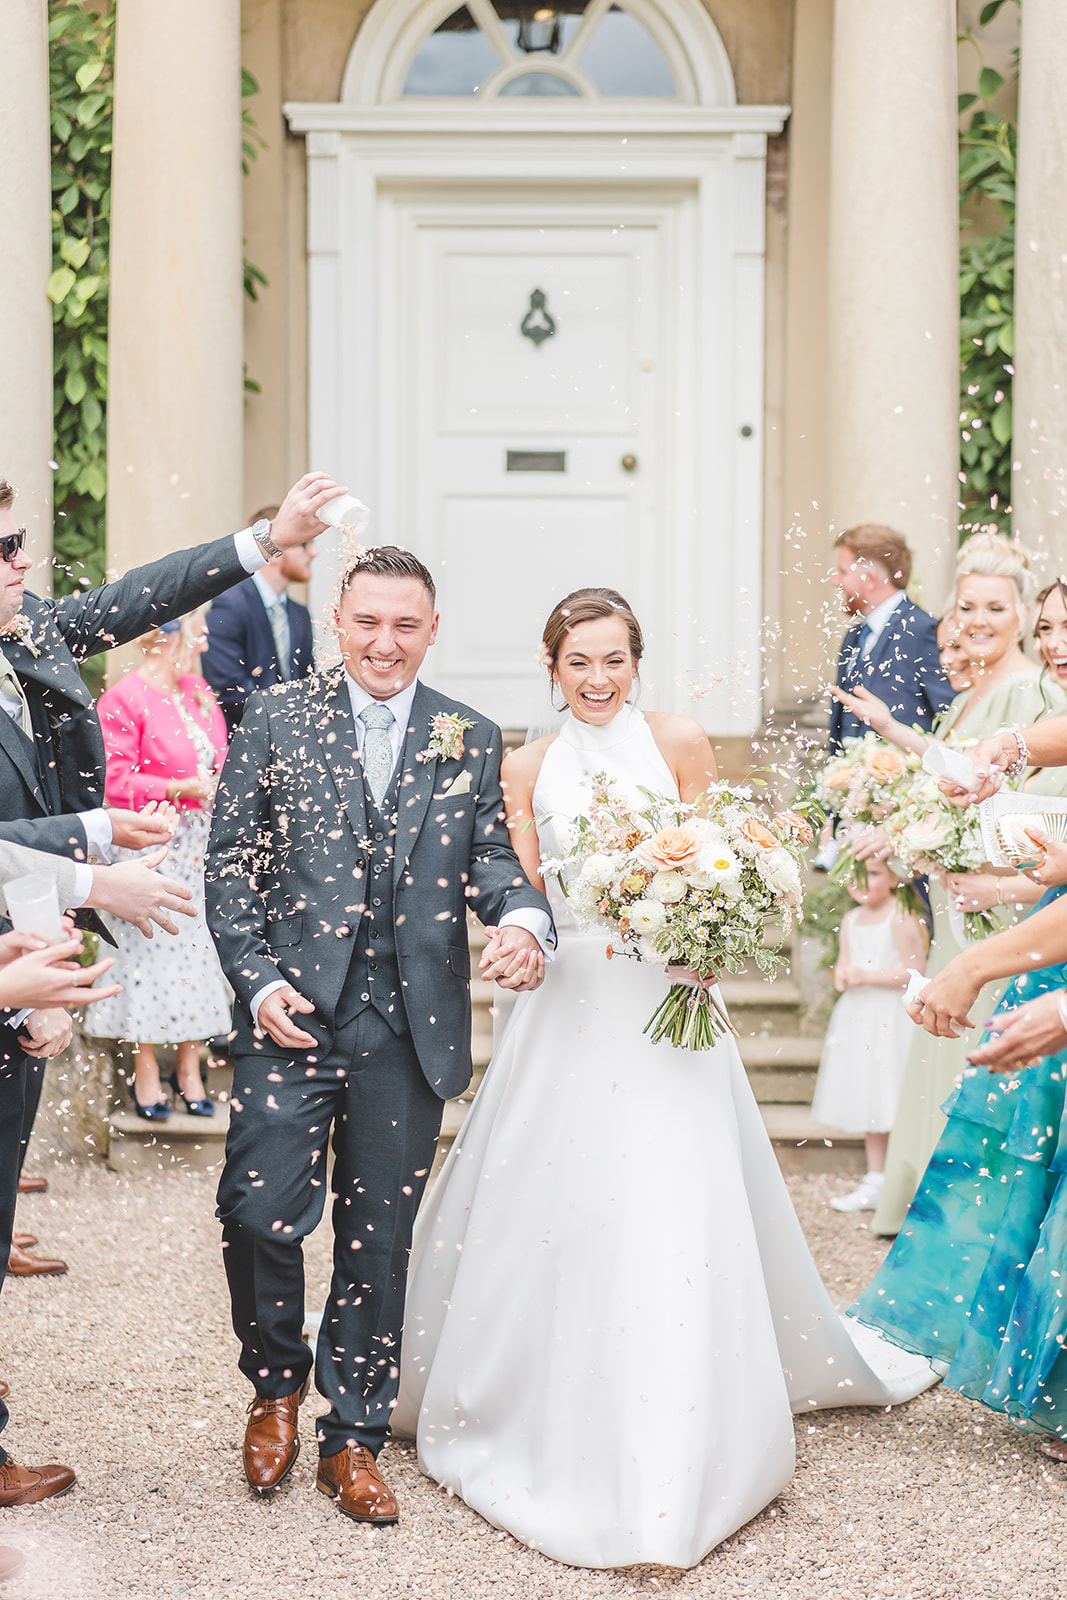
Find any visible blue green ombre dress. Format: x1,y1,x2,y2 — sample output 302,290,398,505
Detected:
851,887,1067,1440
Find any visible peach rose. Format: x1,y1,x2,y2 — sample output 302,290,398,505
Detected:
740,817,778,852
866,747,906,783
636,826,704,873
826,770,852,791
773,809,814,846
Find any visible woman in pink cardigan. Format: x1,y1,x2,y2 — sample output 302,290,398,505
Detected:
86,611,231,1119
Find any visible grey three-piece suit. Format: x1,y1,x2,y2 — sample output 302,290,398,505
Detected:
206,666,552,1456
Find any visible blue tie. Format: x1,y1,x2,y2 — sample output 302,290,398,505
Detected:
360,703,395,807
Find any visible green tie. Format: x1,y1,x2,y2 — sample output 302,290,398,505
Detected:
0,650,31,736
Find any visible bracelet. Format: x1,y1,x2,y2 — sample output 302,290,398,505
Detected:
995,878,1004,906
1003,725,1030,781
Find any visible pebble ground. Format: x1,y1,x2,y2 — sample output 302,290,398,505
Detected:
0,1160,1062,1600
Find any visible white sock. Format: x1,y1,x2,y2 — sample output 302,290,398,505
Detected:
864,1170,884,1187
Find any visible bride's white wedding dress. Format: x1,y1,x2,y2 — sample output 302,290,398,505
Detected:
393,705,934,1569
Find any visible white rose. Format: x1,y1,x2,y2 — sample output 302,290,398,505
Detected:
758,848,802,898
637,934,670,965
568,875,603,913
899,816,952,857
649,871,687,904
628,899,667,935
580,852,617,889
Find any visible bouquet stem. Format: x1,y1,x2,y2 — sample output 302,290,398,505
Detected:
643,982,739,1051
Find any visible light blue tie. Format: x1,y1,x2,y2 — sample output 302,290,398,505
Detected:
267,596,291,680
360,703,395,807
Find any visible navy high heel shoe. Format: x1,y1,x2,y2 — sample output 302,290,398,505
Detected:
132,1095,171,1121
167,1073,215,1117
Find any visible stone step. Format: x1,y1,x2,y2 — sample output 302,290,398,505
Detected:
107,1107,229,1175
760,1104,865,1175
719,978,801,1011
737,1035,823,1070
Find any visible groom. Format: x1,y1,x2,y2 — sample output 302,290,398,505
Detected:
206,545,553,1523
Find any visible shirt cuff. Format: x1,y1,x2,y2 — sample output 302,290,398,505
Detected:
67,863,94,910
9,1009,32,1030
250,979,287,1025
499,908,556,957
234,526,268,574
79,808,113,862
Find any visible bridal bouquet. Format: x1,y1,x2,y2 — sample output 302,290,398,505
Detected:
540,776,808,1050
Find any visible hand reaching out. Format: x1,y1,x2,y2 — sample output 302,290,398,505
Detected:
0,930,119,1013
107,803,178,851
966,991,1067,1073
827,684,894,738
270,472,347,550
88,847,195,936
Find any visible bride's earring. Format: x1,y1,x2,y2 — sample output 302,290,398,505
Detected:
626,672,641,708
550,678,567,714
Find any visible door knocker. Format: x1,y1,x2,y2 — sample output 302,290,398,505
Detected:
520,288,557,348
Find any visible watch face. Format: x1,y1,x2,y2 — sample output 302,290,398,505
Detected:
252,519,271,538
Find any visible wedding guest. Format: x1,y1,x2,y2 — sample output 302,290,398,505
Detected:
86,612,230,1118
827,524,952,755
201,505,316,736
0,465,340,1508
812,861,926,1213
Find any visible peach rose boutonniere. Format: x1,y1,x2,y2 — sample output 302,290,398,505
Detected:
417,711,475,764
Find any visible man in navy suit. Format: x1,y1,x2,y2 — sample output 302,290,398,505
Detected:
202,505,317,735
828,524,952,753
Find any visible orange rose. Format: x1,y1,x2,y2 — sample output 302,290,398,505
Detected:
774,809,815,846
636,826,704,873
866,747,906,783
740,817,778,852
826,770,852,791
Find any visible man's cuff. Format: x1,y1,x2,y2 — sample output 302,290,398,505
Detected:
9,1009,32,1030
250,978,287,1025
79,808,113,862
234,527,268,575
499,908,556,958
67,863,94,909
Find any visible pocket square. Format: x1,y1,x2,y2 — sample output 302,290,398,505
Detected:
441,771,472,797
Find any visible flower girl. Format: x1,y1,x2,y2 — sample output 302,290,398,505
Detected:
812,859,927,1212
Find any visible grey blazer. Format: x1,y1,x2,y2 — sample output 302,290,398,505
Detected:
206,667,552,1098
0,838,78,911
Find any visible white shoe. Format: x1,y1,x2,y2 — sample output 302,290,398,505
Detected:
830,1179,882,1213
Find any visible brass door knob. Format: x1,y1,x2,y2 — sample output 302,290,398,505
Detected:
620,454,637,472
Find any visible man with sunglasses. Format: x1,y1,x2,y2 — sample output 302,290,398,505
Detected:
0,469,345,1510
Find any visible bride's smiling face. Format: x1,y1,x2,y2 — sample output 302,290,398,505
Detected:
553,615,636,725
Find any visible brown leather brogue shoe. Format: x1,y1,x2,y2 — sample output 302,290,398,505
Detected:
316,1445,399,1524
242,1376,310,1492
12,1234,37,1250
17,1176,47,1195
8,1245,66,1277
0,1458,75,1506
0,1546,24,1583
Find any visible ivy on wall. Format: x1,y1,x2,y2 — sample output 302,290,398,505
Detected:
47,2,113,596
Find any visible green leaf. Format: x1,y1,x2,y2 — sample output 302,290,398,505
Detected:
991,397,1012,445
997,320,1014,356
958,93,978,114
46,266,76,304
81,393,102,432
979,0,1010,23
64,368,87,405
978,66,1005,102
75,60,103,90
85,463,107,501
58,184,79,216
59,235,90,269
241,67,261,98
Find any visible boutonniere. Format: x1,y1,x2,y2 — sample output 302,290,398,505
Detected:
417,711,475,764
2,614,39,658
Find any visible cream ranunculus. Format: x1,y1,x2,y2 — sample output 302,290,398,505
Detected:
758,847,802,898
899,815,952,857
627,899,667,935
580,852,617,889
649,870,687,904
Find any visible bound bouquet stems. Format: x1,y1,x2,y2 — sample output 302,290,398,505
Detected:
644,980,738,1050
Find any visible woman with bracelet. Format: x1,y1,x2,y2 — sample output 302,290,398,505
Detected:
86,612,231,1118
846,536,1065,1234
851,863,1067,1460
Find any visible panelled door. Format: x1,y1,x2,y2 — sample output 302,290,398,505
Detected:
385,196,682,728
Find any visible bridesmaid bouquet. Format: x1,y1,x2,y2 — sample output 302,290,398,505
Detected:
879,750,994,939
807,733,921,888
540,776,808,1050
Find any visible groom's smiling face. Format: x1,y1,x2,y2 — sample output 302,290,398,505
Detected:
335,573,439,700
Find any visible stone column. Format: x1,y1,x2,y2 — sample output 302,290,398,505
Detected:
0,1,53,571
827,0,959,610
1012,0,1067,564
107,0,243,590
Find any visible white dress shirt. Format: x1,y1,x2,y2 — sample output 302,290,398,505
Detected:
250,672,552,1023
251,567,286,614
859,588,906,656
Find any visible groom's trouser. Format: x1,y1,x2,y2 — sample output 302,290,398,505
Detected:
0,1044,40,1460
216,1003,443,1457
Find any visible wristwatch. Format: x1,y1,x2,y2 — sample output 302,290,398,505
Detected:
251,517,283,560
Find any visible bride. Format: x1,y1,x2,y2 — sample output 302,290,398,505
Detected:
392,587,935,1569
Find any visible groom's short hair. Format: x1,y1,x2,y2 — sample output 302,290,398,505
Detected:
339,545,436,606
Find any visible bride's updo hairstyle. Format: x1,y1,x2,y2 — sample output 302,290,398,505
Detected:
541,588,644,674
954,530,1037,622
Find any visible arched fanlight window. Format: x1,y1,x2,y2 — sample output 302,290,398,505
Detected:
402,0,678,100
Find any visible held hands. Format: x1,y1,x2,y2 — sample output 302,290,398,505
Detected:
107,801,179,851
255,985,319,1051
88,847,195,937
270,472,346,550
966,991,1067,1073
479,926,545,992
0,929,119,1014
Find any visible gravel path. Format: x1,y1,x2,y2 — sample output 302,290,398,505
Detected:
0,1160,1062,1599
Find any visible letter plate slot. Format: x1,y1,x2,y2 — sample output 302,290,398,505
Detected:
506,450,567,473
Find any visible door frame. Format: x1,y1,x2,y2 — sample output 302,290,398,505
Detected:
285,108,787,732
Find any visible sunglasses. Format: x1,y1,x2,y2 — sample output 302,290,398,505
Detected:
0,528,26,565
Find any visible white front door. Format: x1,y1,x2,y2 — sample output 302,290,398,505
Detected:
383,195,687,728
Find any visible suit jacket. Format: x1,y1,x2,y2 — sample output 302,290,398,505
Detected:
0,534,248,858
0,837,78,911
828,596,953,754
98,671,228,812
205,667,553,1098
201,579,314,736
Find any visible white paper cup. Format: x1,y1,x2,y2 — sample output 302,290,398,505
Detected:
4,873,64,945
319,493,370,534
